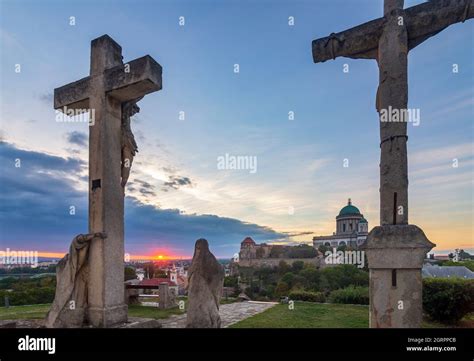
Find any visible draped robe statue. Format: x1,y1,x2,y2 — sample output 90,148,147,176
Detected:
186,239,224,328
45,232,106,328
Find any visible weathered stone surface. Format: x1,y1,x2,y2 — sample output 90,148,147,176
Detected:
52,34,162,327
377,7,409,225
312,0,474,63
45,232,106,328
186,239,224,328
310,0,470,328
363,225,435,327
158,282,176,309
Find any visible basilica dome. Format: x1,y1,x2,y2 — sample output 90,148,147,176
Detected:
338,199,361,216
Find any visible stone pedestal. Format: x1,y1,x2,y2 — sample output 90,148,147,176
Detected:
159,283,171,309
362,225,435,328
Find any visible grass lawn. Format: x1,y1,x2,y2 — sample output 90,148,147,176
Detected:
128,304,184,319
0,304,51,320
1,302,471,328
230,302,369,328
0,304,185,321
230,302,472,328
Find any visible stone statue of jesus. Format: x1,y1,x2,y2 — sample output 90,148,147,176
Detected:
121,97,143,187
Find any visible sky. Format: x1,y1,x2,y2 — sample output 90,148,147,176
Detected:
0,0,473,259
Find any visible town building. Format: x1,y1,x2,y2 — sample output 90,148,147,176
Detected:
313,199,368,249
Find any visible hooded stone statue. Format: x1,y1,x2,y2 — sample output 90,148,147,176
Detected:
186,238,224,328
45,232,106,328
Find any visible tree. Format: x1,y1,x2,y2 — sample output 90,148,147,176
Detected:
318,244,329,254
143,263,155,279
336,244,347,252
275,281,290,297
154,269,168,278
278,260,291,275
291,261,304,273
281,272,295,288
124,266,136,281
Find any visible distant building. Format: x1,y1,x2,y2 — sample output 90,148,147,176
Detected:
169,264,188,295
236,236,320,268
422,264,474,279
313,198,368,249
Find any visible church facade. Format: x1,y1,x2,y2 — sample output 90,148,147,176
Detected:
313,199,368,249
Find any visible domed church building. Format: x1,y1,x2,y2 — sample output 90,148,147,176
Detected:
313,199,368,249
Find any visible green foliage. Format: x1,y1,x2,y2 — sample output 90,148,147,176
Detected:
291,261,305,273
224,275,239,288
318,245,329,254
299,267,321,292
281,272,295,286
336,244,347,252
319,265,368,292
277,261,291,275
143,263,155,278
124,266,137,281
423,278,474,324
328,286,369,305
0,287,55,306
288,290,326,303
274,281,290,297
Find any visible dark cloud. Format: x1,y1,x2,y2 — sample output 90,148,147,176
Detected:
0,142,286,257
66,131,87,148
163,175,193,190
132,179,157,198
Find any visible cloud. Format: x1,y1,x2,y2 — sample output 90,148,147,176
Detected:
132,179,157,198
65,131,87,148
163,175,193,191
0,142,285,257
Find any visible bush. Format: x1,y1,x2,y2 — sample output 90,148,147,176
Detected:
423,278,474,324
328,286,369,305
274,281,290,297
320,265,369,292
289,290,326,303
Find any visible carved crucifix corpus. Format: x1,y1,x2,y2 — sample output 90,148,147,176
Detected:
54,35,162,327
312,0,471,327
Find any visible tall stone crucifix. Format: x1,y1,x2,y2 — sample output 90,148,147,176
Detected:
54,35,162,327
312,0,472,327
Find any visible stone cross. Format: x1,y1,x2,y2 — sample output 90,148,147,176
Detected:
312,0,472,327
54,35,162,327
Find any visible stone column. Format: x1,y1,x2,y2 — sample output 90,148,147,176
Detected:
87,36,127,327
159,283,170,309
364,1,435,328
